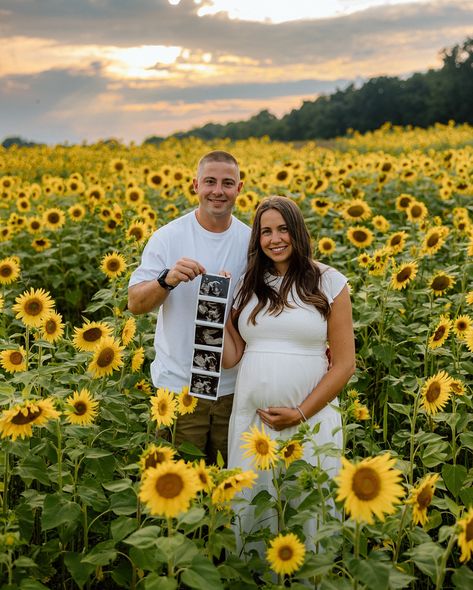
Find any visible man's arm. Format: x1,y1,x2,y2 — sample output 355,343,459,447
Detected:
127,257,206,315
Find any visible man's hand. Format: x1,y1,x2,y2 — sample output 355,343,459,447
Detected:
167,258,206,287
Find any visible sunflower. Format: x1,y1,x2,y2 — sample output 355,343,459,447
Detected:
0,256,21,285
450,378,466,396
390,262,418,290
26,216,42,234
135,379,153,395
395,193,413,212
310,196,331,216
131,347,145,373
463,328,473,353
428,315,451,349
65,389,99,426
421,226,449,256
371,215,390,233
73,321,112,351
0,347,27,373
429,272,455,296
12,287,54,328
406,200,428,224
101,252,126,279
335,454,404,524
0,295,3,312
88,336,124,378
146,171,164,189
353,400,370,421
125,186,144,207
267,532,306,576
0,399,60,441
121,317,136,346
241,424,277,470
421,370,453,415
454,315,472,339
43,207,66,230
386,231,408,254
346,226,374,249
457,507,473,562
32,237,51,252
211,470,258,505
407,474,439,526
139,460,200,518
126,220,150,243
150,388,178,428
317,237,336,256
68,204,86,222
177,386,198,415
342,198,372,222
280,440,304,468
357,253,371,268
194,459,214,492
140,444,176,472
40,311,64,343
467,291,473,306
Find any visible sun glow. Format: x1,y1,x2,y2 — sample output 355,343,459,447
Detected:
106,45,183,79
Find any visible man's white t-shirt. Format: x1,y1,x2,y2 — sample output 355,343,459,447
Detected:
128,210,251,395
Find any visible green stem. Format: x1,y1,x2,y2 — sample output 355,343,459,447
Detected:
409,391,421,486
435,532,456,590
2,447,9,519
271,464,284,533
167,517,175,578
56,420,63,492
393,503,409,563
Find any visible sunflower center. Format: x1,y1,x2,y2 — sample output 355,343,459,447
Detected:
1,266,13,278
9,351,24,366
198,472,208,484
96,347,114,367
284,444,295,458
276,170,288,181
73,401,87,415
145,451,165,469
31,221,40,229
130,228,143,240
416,486,433,509
399,197,411,208
45,319,57,334
410,205,422,218
425,382,441,402
347,205,364,217
11,407,42,425
255,439,270,455
426,234,440,247
352,467,381,501
107,259,120,271
353,230,368,242
158,401,168,415
48,213,60,224
25,298,42,316
155,473,184,499
182,394,192,407
431,277,449,291
390,235,402,246
83,327,103,342
397,268,412,282
72,208,81,217
466,519,473,542
456,321,467,331
433,326,446,341
278,545,294,561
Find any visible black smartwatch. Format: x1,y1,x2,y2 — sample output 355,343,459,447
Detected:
157,268,175,291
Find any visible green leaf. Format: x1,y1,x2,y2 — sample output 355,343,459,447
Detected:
177,441,206,458
83,448,113,459
82,540,117,566
177,506,206,528
144,574,178,590
20,580,50,590
350,558,390,590
459,432,473,451
64,552,95,589
297,552,335,578
41,493,81,531
123,526,161,549
15,456,51,486
388,403,411,417
13,557,37,568
155,534,187,560
181,555,223,590
109,488,138,515
102,478,133,492
111,516,138,542
459,487,473,507
406,541,443,581
388,566,417,589
442,464,467,497
452,565,473,588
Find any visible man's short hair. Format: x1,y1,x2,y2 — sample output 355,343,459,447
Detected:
197,150,240,179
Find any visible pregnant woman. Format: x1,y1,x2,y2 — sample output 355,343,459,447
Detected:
223,195,355,547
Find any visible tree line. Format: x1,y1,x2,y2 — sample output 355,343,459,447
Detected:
145,37,473,143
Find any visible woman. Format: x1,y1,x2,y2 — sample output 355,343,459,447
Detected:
223,195,355,546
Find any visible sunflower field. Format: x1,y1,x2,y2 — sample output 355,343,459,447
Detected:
0,122,473,589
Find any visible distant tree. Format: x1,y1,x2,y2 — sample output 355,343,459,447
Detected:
2,136,40,148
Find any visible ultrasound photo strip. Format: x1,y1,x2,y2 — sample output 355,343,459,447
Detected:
189,274,231,400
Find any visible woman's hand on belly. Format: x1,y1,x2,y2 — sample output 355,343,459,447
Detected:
257,406,301,432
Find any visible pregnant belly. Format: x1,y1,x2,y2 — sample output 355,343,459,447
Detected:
235,351,327,412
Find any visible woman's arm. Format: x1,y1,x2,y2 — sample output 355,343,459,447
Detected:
222,309,246,369
257,285,356,431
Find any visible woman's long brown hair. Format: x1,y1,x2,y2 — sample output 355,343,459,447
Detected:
234,196,330,325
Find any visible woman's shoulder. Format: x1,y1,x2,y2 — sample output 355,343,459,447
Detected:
314,261,348,301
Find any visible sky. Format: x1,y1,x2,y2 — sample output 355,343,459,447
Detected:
1,0,472,144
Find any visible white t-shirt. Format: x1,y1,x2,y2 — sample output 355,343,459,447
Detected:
128,210,251,395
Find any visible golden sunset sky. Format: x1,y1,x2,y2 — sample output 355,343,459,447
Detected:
1,0,472,143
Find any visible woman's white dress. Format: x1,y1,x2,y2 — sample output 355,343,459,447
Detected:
227,264,347,546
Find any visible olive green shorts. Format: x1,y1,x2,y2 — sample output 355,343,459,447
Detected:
173,394,234,466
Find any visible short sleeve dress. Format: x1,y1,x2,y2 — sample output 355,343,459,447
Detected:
227,264,347,542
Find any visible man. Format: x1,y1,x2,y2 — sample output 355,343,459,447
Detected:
128,150,250,464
